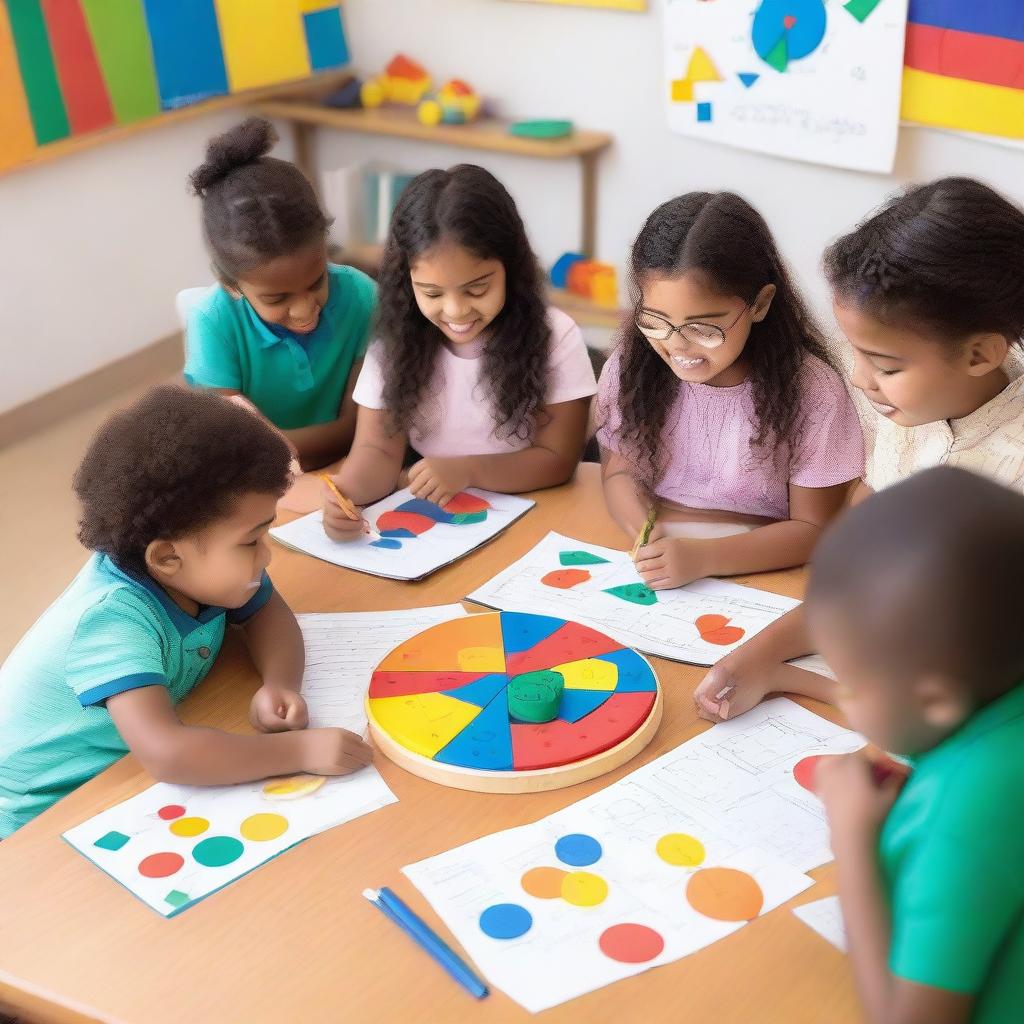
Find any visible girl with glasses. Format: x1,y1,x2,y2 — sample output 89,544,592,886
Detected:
595,191,864,590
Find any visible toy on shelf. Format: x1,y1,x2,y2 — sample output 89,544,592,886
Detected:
324,77,364,110
417,79,482,126
551,252,619,309
509,119,574,140
361,54,431,108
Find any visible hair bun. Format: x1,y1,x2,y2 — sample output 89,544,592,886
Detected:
189,117,278,195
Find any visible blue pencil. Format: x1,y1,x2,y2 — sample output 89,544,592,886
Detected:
363,886,489,999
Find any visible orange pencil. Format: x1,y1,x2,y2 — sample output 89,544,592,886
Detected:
318,474,378,539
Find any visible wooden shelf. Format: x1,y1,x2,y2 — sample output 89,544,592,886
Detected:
256,100,613,159
1,70,354,178
331,244,625,330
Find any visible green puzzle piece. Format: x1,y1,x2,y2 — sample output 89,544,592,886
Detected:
603,583,658,606
559,550,610,566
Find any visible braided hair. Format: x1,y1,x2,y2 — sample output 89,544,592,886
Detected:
824,177,1024,347
189,118,330,283
376,165,550,440
610,192,833,489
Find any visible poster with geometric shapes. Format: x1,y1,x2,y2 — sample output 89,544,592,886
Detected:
0,0,350,172
663,0,909,172
63,768,396,917
403,698,859,1011
902,1,1024,145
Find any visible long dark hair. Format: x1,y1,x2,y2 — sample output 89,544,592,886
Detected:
189,117,329,283
377,164,550,439
611,192,832,487
823,176,1024,347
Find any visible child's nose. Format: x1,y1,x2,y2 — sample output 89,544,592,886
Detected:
442,295,470,320
291,296,318,321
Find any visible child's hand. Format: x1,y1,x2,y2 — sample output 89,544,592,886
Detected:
693,654,770,722
816,751,904,845
300,728,374,775
408,458,471,507
250,684,309,733
634,537,709,590
322,483,367,542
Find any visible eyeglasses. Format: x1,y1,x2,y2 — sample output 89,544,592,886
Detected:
635,304,749,350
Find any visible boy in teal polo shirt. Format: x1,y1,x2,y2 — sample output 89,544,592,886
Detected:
807,467,1024,1024
0,386,371,839
184,118,377,477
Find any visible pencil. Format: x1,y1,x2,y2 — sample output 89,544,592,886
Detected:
630,508,658,561
318,473,360,521
363,887,489,999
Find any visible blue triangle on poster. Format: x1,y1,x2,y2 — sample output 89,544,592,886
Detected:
442,673,509,708
499,611,566,654
434,692,513,770
738,72,760,88
559,689,614,723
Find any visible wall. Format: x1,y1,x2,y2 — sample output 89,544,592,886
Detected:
2,0,1023,413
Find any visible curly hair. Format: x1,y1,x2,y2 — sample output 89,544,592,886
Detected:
376,164,550,441
823,177,1024,348
611,192,833,488
189,117,330,283
74,385,292,572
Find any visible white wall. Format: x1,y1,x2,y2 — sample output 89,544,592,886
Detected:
2,0,1023,413
0,114,295,413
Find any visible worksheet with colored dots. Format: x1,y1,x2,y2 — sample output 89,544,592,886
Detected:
63,768,397,917
403,698,864,1011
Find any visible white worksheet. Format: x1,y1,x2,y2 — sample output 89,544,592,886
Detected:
467,532,800,665
794,895,847,953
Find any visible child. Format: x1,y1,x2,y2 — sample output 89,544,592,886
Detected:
808,467,1024,1024
184,117,376,489
0,387,370,839
321,164,596,540
695,177,1024,722
596,192,864,588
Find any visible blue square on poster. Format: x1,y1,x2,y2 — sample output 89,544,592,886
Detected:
143,0,228,109
304,8,350,72
697,102,713,122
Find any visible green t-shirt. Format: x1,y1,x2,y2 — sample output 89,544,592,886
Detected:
183,263,377,430
0,554,273,838
880,682,1024,1022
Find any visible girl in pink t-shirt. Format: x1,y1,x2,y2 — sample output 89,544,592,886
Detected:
322,164,596,540
597,191,863,589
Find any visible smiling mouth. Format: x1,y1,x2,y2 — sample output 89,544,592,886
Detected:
867,397,898,416
671,355,705,369
444,319,479,335
290,320,318,334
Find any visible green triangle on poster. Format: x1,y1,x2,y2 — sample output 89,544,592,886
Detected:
843,0,883,23
764,33,789,73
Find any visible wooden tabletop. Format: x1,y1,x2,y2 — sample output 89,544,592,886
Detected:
0,465,857,1024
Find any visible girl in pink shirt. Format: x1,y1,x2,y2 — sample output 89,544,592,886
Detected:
597,191,863,589
322,164,596,540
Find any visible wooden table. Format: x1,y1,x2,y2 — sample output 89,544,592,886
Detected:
0,466,857,1024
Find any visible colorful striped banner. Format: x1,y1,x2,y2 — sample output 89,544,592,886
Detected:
143,0,228,109
80,0,160,125
216,0,311,93
7,0,70,144
0,3,38,169
40,0,114,135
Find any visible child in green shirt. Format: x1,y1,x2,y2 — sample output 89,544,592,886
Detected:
0,387,370,838
184,118,376,508
808,466,1024,1024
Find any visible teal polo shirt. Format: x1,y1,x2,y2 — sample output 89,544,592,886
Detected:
880,682,1024,1022
183,263,377,430
0,554,273,838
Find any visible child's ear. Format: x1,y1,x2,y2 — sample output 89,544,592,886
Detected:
914,673,971,732
750,284,777,323
145,539,183,583
963,332,1008,377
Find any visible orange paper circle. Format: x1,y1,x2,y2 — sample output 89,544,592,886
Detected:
686,867,764,921
521,866,568,899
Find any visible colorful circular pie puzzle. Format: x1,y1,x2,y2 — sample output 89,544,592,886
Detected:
366,612,661,791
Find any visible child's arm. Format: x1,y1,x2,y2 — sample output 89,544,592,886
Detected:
817,754,973,1024
107,686,372,784
238,591,308,732
635,479,854,590
600,448,654,538
405,397,590,506
280,360,362,470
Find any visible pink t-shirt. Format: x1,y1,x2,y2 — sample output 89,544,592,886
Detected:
353,306,597,457
596,350,865,521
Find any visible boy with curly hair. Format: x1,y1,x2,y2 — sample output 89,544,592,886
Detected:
0,386,370,839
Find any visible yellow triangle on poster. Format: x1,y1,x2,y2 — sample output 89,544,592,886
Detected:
687,47,723,84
